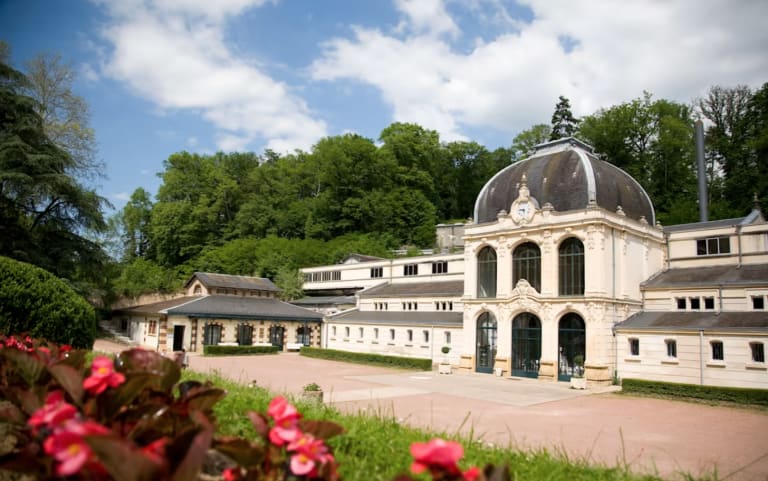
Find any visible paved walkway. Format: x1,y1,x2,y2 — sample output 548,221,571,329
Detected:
94,340,768,481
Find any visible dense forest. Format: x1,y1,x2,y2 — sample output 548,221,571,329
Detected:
2,43,767,303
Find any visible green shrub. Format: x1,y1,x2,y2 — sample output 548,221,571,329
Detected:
203,344,279,355
300,347,432,370
0,255,96,348
621,378,768,406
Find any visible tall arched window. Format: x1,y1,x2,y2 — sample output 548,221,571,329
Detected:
513,242,541,292
477,246,497,298
559,237,584,296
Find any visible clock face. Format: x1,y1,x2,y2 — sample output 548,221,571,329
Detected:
517,202,529,216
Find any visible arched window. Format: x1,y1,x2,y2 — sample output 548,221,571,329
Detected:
477,246,497,298
559,237,584,296
513,242,541,292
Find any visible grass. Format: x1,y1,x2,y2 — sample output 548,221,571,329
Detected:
181,370,679,481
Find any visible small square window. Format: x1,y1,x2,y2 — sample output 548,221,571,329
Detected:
676,298,686,310
750,342,765,363
711,341,724,361
665,339,677,358
690,297,701,310
629,338,639,356
704,297,715,310
404,264,419,276
753,296,765,310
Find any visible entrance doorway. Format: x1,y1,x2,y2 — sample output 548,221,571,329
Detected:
269,326,285,350
511,313,541,378
558,313,586,381
475,312,497,373
173,325,185,351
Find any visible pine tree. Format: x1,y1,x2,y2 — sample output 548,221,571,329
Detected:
550,95,580,140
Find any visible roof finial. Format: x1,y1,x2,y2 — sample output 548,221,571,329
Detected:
754,192,762,212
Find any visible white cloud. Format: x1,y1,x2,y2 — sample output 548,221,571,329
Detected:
394,0,459,38
187,136,198,147
312,0,768,142
80,63,100,82
97,0,327,153
111,191,131,201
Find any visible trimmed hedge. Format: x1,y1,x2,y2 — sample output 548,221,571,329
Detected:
0,256,96,348
621,378,768,406
300,347,432,370
204,345,279,356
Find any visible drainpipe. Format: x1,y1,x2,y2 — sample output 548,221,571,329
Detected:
736,225,743,268
699,330,704,385
612,228,618,381
664,232,670,270
718,285,723,315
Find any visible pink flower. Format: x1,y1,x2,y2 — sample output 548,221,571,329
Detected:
287,433,334,476
267,396,301,445
223,467,242,481
27,391,77,435
83,356,125,395
43,420,109,476
410,438,464,476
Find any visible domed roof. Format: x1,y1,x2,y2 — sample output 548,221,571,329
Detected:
474,138,655,224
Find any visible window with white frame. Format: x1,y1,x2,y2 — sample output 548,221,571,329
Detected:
629,338,639,356
689,297,701,310
711,340,724,361
432,261,448,274
753,296,765,310
696,236,730,256
444,331,451,344
423,330,429,343
676,298,686,310
370,267,383,278
331,326,336,337
665,339,677,358
344,327,350,338
407,330,413,342
373,328,379,339
704,297,715,310
404,264,418,276
750,342,765,363
358,327,364,338
389,329,395,341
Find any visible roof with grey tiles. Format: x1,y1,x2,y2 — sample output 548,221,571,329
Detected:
184,272,280,292
291,296,356,306
641,264,768,289
616,311,768,332
166,296,322,321
361,281,464,298
329,309,462,326
113,297,201,315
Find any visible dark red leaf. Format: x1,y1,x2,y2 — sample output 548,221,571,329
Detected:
48,363,84,406
84,434,165,481
299,420,345,440
169,411,214,481
213,437,265,468
247,411,269,439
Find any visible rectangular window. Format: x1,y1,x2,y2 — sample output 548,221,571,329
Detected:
407,330,413,342
404,264,419,276
148,320,157,335
432,261,448,274
704,297,715,310
358,327,364,338
696,236,730,256
373,328,379,339
689,297,701,310
423,330,429,343
711,341,724,361
444,331,451,344
665,339,677,358
751,342,765,363
331,326,336,337
629,338,639,356
753,296,765,310
344,327,350,338
389,329,395,341
370,267,383,278
676,298,686,310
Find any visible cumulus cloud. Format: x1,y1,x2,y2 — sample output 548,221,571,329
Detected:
312,0,768,141
97,0,326,152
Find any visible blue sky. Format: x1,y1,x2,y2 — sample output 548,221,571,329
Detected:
2,0,767,212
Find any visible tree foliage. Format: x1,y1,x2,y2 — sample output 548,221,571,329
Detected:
549,95,580,140
0,255,96,348
0,59,108,291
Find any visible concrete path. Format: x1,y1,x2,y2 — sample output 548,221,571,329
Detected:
94,340,768,481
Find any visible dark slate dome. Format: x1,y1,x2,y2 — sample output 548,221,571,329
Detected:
474,138,655,224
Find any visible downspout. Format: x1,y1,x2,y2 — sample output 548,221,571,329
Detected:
718,285,723,315
699,330,704,385
736,225,743,268
664,232,670,271
612,228,618,381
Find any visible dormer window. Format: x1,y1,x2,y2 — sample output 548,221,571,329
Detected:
696,236,730,256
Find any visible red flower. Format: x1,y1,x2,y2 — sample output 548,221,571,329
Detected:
83,356,126,395
42,421,107,477
463,466,481,481
410,438,464,476
223,467,242,481
287,433,334,477
28,391,77,435
267,396,301,445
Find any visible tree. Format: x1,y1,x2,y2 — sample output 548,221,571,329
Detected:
117,187,154,261
578,92,698,224
512,124,552,158
549,95,579,140
22,53,102,181
275,267,304,301
0,59,108,289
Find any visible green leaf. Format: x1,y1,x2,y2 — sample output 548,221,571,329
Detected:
47,363,84,406
85,434,164,481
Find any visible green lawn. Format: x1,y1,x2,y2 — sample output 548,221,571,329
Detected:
182,370,701,481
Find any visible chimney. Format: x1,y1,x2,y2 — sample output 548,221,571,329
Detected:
695,120,708,222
